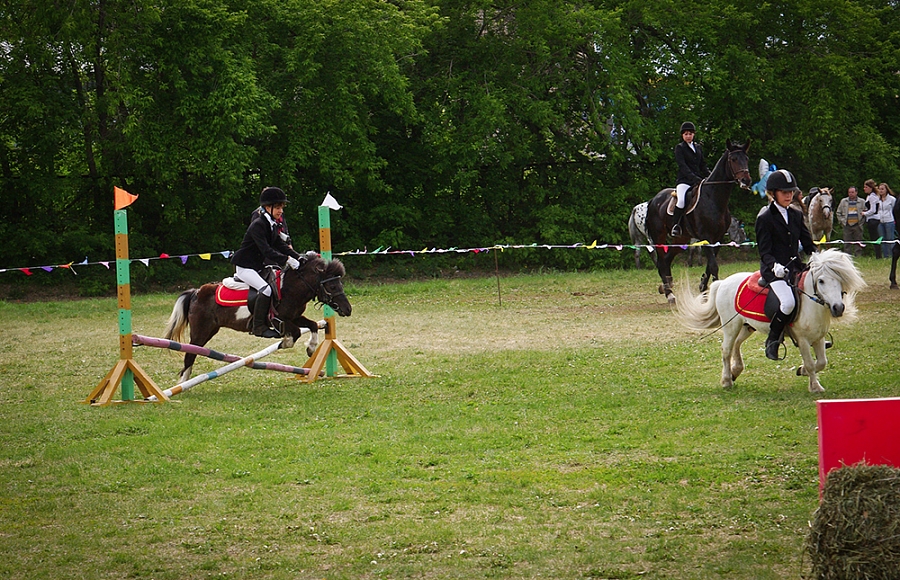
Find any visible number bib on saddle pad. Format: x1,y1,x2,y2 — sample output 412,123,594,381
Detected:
734,271,807,323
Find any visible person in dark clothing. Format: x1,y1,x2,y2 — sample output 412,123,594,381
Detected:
231,187,303,338
672,121,710,236
755,169,817,360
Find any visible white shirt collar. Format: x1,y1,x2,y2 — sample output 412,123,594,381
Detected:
775,203,789,223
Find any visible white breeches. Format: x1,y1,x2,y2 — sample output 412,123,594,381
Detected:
675,183,691,209
768,279,795,315
235,266,272,296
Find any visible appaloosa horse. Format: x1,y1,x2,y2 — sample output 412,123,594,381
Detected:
163,254,351,382
645,140,752,302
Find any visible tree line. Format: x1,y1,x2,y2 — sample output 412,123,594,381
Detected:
2,0,898,283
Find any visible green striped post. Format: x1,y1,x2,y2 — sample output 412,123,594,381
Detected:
114,210,135,400
318,205,338,377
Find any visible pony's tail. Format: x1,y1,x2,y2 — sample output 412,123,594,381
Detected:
163,289,196,343
673,279,722,331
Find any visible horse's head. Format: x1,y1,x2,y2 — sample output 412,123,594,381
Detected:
291,255,352,317
815,188,834,219
727,218,747,244
724,139,752,190
806,249,867,319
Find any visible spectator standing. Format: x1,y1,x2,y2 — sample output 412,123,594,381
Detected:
863,179,881,258
866,183,897,259
836,186,866,256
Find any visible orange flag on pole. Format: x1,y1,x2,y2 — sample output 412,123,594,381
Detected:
114,186,138,210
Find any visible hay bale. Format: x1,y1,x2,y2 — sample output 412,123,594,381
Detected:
807,463,900,580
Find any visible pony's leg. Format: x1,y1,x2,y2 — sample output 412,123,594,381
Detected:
719,322,742,388
293,316,323,356
699,246,719,292
656,248,681,304
729,324,755,381
796,339,824,393
178,353,197,384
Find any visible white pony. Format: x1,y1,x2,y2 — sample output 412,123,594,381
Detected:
674,249,866,392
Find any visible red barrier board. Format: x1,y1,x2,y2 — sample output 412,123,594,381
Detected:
816,397,900,493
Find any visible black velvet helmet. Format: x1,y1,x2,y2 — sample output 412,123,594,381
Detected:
766,169,800,193
680,121,696,134
259,187,288,206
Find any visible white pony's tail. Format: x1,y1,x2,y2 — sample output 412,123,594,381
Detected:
163,289,195,344
673,278,723,331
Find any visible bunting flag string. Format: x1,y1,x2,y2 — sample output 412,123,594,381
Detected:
0,251,232,276
1,240,896,276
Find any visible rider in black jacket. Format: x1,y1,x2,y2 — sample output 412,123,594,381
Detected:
755,169,817,360
232,187,303,338
672,121,710,236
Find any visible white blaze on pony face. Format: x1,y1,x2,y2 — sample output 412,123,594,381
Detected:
813,273,847,318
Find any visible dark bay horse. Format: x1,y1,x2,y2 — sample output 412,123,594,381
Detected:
163,255,351,382
889,200,900,289
645,140,752,303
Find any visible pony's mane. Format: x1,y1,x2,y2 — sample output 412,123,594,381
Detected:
293,254,346,278
807,249,867,319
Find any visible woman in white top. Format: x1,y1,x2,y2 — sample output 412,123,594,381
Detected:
863,182,897,258
863,179,881,258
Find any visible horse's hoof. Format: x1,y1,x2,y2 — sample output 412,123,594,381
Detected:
667,295,676,305
891,283,899,290
281,336,295,349
658,284,665,294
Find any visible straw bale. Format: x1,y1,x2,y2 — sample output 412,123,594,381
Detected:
807,463,900,580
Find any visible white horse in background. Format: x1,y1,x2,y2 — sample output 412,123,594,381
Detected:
673,249,866,392
807,188,834,242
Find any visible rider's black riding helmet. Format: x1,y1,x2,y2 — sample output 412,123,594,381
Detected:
680,121,696,134
766,169,800,193
259,187,288,206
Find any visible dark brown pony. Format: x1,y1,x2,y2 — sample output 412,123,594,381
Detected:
645,140,752,303
163,255,351,382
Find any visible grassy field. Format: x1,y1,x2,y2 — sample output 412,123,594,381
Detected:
1,256,898,579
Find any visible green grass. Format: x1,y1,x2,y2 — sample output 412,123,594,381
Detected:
1,257,898,579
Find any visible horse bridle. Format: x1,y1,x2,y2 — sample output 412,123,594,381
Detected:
697,149,752,190
300,272,347,312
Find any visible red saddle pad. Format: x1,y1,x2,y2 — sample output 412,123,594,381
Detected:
734,272,770,322
215,285,249,307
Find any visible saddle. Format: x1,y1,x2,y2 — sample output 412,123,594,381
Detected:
666,185,702,216
215,267,283,309
734,271,807,323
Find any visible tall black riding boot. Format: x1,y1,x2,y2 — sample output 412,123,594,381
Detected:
765,310,789,361
251,293,280,338
670,206,685,237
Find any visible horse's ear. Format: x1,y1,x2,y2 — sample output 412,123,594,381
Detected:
743,138,751,151
726,138,733,149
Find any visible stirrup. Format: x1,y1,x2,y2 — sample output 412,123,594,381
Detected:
765,339,784,361
671,223,682,237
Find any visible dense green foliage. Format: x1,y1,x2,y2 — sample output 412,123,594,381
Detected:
2,0,899,277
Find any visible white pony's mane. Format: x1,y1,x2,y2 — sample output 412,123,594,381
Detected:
806,249,867,320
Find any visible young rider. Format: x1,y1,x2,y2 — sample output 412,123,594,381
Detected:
672,121,710,236
231,187,303,338
755,169,817,360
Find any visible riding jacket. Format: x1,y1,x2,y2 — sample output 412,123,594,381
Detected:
675,140,710,187
756,202,816,284
231,211,301,272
